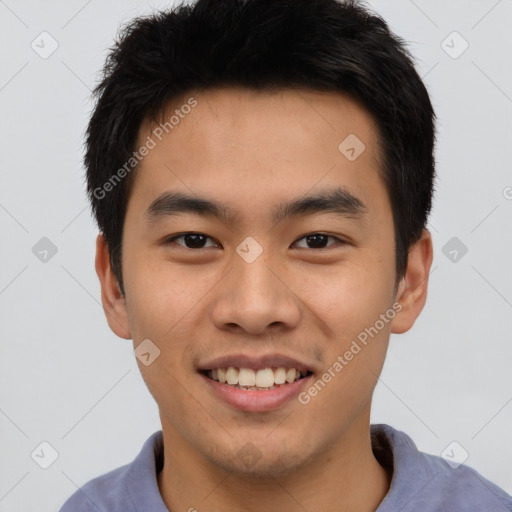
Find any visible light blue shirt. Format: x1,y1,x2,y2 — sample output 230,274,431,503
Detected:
60,424,512,511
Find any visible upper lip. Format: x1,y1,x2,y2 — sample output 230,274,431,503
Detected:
198,353,316,374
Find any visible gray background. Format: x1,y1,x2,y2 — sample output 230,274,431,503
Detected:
0,0,511,510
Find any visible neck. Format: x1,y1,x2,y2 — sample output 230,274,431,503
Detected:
157,415,391,512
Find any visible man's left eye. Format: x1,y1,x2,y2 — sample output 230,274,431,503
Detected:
292,234,343,249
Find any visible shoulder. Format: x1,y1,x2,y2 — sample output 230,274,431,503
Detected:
59,463,132,512
372,424,512,512
59,431,164,512
419,449,512,510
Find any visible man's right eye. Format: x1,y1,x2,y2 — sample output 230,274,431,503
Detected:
164,233,221,249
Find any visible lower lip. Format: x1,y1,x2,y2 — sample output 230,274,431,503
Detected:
200,373,312,412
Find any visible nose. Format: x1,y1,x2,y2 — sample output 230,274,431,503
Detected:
210,250,302,335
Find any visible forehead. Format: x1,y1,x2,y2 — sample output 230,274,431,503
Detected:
131,87,387,224
144,86,381,160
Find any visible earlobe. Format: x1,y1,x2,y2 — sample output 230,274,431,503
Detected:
95,233,132,339
390,229,433,334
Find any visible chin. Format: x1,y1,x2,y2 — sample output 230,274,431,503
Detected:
206,439,313,477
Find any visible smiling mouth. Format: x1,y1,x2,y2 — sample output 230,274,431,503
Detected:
202,367,313,391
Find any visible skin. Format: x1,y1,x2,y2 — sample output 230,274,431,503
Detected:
96,87,433,512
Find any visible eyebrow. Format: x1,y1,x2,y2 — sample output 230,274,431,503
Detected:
144,186,367,225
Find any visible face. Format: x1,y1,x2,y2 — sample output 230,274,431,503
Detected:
100,87,429,476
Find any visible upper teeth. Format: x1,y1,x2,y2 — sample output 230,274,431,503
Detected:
209,367,305,389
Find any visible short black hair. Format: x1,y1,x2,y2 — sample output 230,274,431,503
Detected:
85,0,436,294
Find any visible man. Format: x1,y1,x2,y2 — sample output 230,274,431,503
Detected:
60,0,512,510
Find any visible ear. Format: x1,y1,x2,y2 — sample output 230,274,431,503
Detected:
95,233,132,339
391,229,433,334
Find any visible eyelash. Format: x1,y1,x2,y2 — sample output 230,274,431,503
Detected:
164,232,346,250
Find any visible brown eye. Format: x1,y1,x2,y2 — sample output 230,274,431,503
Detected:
292,233,343,249
166,233,219,249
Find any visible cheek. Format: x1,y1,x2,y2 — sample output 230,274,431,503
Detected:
124,252,227,366
291,256,393,341
298,266,393,421
123,248,188,328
